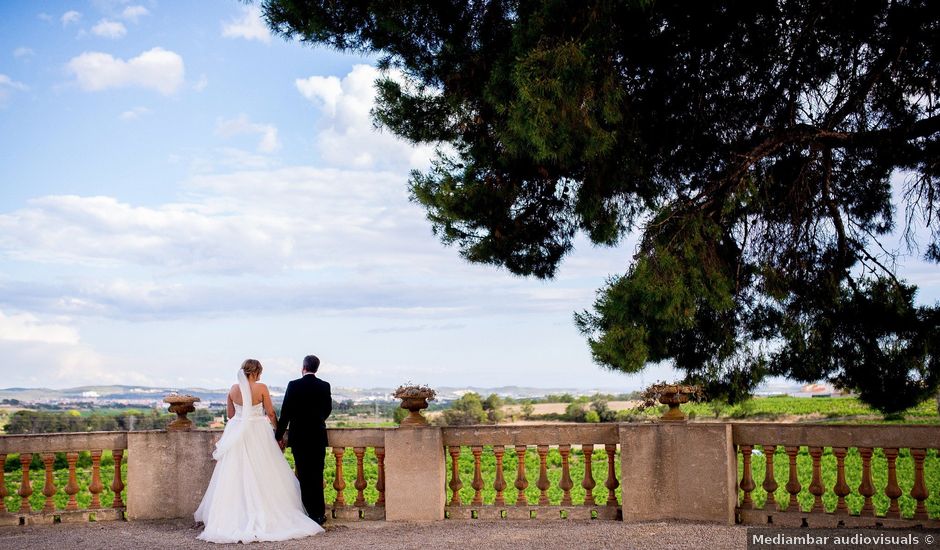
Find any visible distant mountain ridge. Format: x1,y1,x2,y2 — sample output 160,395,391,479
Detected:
0,384,636,404
0,380,812,405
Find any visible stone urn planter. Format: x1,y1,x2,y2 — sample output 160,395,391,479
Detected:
392,384,436,427
642,383,701,422
164,394,201,431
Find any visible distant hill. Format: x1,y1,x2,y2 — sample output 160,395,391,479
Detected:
0,384,635,405
0,380,814,406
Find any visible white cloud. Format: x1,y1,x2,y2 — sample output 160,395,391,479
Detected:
38,13,54,23
221,5,271,44
121,5,150,23
67,47,185,95
216,115,280,153
61,10,82,26
91,19,127,39
0,310,79,345
119,106,151,121
296,64,436,170
193,74,208,92
0,159,610,322
0,74,28,91
13,47,35,59
0,74,29,105
0,194,294,272
296,75,343,115
0,310,152,387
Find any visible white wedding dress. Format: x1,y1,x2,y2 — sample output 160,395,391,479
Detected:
194,371,324,543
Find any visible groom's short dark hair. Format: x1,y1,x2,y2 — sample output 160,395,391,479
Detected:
303,355,320,373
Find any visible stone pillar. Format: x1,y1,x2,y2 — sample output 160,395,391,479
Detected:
383,426,445,521
620,423,736,524
126,430,219,520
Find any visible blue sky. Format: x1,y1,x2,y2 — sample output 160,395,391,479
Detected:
1,2,936,392
0,0,647,391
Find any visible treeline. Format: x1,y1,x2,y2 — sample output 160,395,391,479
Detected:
332,399,399,417
427,393,505,426
3,400,403,434
3,408,189,434
430,393,633,426
525,392,640,404
556,397,621,423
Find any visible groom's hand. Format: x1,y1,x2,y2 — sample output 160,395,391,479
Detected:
278,439,287,452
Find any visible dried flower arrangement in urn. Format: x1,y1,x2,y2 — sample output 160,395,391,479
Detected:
392,383,436,427
640,382,703,422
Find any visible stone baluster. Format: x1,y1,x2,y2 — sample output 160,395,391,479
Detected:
784,446,800,511
832,447,849,514
559,444,573,506
858,447,875,516
739,445,755,509
762,444,778,511
40,453,56,513
471,446,484,506
111,449,124,509
493,446,507,506
884,448,901,518
375,446,386,506
808,446,824,513
353,447,367,507
89,450,104,509
0,453,7,512
448,446,463,506
581,444,595,507
65,451,79,510
18,453,33,512
514,445,528,506
332,447,346,508
604,444,619,506
536,445,550,505
910,448,928,520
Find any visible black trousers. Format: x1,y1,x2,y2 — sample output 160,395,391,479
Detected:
292,445,327,520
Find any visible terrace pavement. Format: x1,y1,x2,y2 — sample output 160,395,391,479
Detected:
0,518,747,549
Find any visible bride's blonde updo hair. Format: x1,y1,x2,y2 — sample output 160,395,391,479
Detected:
241,359,263,378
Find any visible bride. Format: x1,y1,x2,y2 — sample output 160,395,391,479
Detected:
194,359,324,543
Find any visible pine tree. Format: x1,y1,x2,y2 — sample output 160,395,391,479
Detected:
263,0,940,411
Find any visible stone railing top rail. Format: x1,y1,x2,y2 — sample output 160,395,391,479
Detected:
0,431,128,454
326,427,390,448
731,422,940,449
442,424,619,446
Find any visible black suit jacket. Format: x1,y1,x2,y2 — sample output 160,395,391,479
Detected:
275,374,332,449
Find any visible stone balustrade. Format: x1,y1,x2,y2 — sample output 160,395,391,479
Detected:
1,422,937,528
733,423,940,528
441,425,620,520
324,428,388,521
0,432,127,526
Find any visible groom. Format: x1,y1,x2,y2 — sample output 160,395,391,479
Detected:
276,355,332,525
